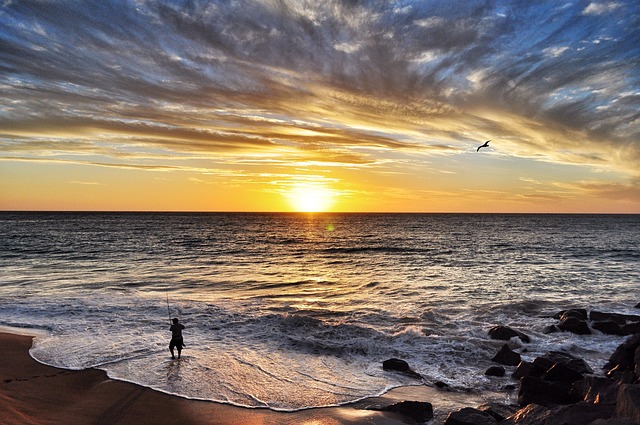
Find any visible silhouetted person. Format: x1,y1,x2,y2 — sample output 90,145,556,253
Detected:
169,317,185,359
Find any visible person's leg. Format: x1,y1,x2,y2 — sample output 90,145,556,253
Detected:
169,340,176,359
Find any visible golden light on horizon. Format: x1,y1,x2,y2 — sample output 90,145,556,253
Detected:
286,184,336,213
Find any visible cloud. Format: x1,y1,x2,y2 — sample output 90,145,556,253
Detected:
0,0,639,200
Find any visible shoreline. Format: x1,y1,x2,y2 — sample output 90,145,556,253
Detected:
0,330,498,425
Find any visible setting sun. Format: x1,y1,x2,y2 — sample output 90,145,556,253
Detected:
286,184,335,212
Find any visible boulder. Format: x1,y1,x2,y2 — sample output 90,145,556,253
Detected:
477,402,518,422
615,384,640,423
558,317,591,335
593,321,625,336
513,361,537,380
502,402,615,425
607,334,640,373
544,362,584,385
543,325,559,334
543,351,593,374
383,400,434,423
557,309,588,321
492,344,521,366
485,366,506,377
571,376,619,403
444,407,497,425
621,322,640,335
590,311,628,325
382,358,410,372
518,376,578,407
488,326,531,343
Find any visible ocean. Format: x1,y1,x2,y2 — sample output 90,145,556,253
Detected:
0,212,638,411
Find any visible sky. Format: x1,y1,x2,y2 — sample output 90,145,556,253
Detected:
1,0,639,213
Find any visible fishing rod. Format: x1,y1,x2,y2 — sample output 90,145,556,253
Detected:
166,292,172,324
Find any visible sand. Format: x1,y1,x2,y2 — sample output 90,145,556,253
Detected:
0,331,503,424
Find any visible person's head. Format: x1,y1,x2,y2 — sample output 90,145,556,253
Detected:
172,318,179,324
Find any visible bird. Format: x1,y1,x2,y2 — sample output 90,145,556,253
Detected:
477,140,490,152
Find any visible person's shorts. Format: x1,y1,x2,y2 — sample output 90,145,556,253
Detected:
169,337,184,350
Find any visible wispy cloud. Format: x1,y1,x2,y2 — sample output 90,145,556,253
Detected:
1,0,639,211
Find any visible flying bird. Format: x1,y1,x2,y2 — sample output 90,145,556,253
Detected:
477,140,490,152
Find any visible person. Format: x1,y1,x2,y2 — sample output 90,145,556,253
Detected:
169,318,185,359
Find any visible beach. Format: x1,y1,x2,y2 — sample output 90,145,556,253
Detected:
2,331,506,425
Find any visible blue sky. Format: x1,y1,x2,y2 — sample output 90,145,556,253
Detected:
1,0,639,212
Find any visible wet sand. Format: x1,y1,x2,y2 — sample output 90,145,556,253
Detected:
0,331,501,424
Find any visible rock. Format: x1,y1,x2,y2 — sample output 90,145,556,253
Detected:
500,404,551,425
557,309,588,321
518,376,578,406
543,351,593,374
383,358,410,372
621,322,640,335
434,380,450,389
607,334,640,373
477,402,518,422
444,407,497,425
543,325,559,334
513,361,537,380
485,366,505,377
502,402,615,425
544,362,584,385
488,326,531,343
615,384,640,423
558,316,591,335
383,400,434,423
635,302,640,309
571,376,619,403
492,344,521,366
635,345,640,379
590,419,640,425
593,321,625,336
590,311,628,325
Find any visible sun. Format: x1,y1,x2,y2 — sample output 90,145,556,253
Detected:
286,184,335,213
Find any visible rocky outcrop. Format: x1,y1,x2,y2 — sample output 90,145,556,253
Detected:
444,407,498,425
552,308,640,336
492,344,521,366
488,326,530,343
382,400,434,422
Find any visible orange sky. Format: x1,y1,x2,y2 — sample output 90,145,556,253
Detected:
1,1,639,213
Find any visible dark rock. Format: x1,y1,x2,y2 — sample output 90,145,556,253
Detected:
500,404,551,425
558,316,591,335
615,384,640,423
635,302,640,309
544,362,584,385
608,333,640,372
532,356,556,374
518,376,578,406
558,309,588,321
434,381,450,389
571,376,619,403
590,419,640,425
485,366,505,377
623,313,640,322
502,402,615,425
512,361,537,380
543,351,593,374
593,321,625,336
492,344,521,366
488,326,530,343
444,407,497,425
590,311,628,325
635,345,640,379
477,402,518,422
621,322,640,335
543,325,559,334
383,400,434,423
383,358,410,372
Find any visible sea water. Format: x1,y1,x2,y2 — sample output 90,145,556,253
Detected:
0,212,638,410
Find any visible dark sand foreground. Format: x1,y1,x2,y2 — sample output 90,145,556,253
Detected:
0,331,498,425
